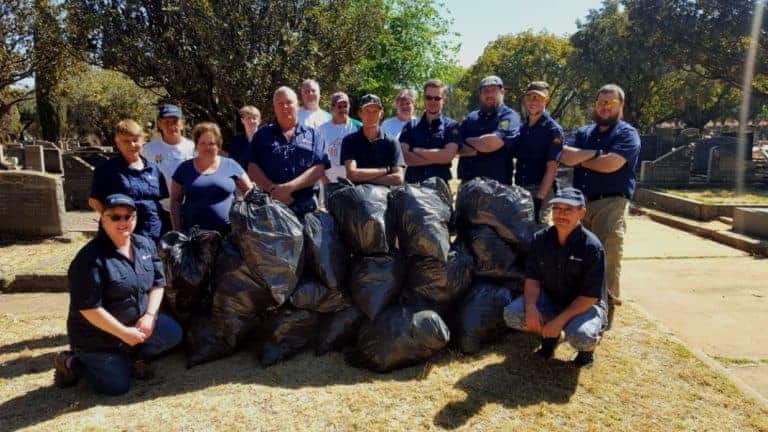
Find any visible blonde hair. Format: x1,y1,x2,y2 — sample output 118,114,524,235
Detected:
114,119,145,138
239,105,261,117
192,122,223,147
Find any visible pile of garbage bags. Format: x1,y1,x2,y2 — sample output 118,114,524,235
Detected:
159,178,542,372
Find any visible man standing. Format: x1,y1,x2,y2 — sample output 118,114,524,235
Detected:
557,84,641,328
458,75,521,185
399,79,461,184
298,79,332,129
514,81,564,223
341,94,405,186
380,88,417,140
249,86,330,217
141,104,195,231
228,105,261,170
316,92,362,183
503,187,607,368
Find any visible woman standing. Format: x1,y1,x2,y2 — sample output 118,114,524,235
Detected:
89,119,168,244
170,122,253,234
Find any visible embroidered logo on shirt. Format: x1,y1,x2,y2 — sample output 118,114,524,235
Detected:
141,254,151,261
499,120,510,130
568,255,583,262
154,154,163,164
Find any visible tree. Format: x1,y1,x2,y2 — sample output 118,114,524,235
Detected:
0,1,37,118
34,0,71,142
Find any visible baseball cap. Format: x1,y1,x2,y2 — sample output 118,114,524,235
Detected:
549,187,586,208
331,92,350,105
479,75,504,88
359,94,383,109
158,104,183,118
103,194,137,211
525,81,550,97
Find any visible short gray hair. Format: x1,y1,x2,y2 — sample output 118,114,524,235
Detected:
597,84,625,103
396,88,417,102
301,79,320,91
273,86,298,102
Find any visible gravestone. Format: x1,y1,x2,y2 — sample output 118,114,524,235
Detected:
63,155,95,210
706,146,754,184
639,144,693,187
0,171,65,237
23,145,45,172
43,147,64,173
692,137,741,174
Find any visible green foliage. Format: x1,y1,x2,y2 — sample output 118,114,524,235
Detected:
0,0,37,117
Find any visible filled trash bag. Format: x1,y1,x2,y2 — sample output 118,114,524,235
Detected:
230,189,304,306
345,306,450,373
455,178,536,249
315,306,364,355
327,180,391,255
257,308,319,366
404,240,476,305
453,281,515,354
158,228,222,323
388,178,452,261
445,242,475,301
290,278,351,313
303,210,349,290
185,317,239,367
348,254,404,320
468,225,525,281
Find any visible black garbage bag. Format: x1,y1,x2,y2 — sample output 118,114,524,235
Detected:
468,225,525,281
445,241,475,301
453,281,515,354
405,255,447,302
345,306,450,373
185,317,238,367
388,178,452,261
230,189,304,306
257,308,319,366
303,210,349,290
290,278,351,313
327,180,391,255
315,306,364,355
158,228,222,323
455,178,536,250
348,254,404,320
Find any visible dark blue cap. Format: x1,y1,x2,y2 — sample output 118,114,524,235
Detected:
158,104,182,118
549,187,585,207
104,193,136,210
359,94,383,109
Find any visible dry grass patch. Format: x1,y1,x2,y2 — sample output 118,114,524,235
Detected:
1,304,766,431
661,188,768,205
0,235,89,288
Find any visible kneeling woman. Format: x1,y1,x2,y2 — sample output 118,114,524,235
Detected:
54,194,183,395
170,122,253,234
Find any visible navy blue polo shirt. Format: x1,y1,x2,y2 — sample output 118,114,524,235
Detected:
90,155,169,242
526,224,606,309
514,112,564,187
251,124,331,205
227,132,256,171
340,129,405,183
571,120,641,199
67,233,166,353
400,113,461,183
458,104,521,185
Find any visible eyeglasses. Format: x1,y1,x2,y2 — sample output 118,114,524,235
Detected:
552,206,577,214
596,99,621,109
106,213,136,222
425,95,443,102
524,93,547,102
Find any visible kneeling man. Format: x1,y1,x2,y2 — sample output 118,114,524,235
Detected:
504,187,607,367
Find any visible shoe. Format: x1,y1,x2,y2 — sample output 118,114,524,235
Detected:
131,359,155,380
536,338,558,360
53,351,79,388
573,351,595,368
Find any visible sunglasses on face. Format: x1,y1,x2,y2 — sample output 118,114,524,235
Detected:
105,213,136,222
524,93,547,102
424,95,443,102
596,99,621,109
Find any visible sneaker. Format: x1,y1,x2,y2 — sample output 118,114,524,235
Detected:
536,338,558,360
53,351,79,388
573,351,595,368
131,359,155,380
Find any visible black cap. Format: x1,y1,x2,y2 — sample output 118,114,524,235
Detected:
104,194,137,211
549,187,586,207
359,94,383,109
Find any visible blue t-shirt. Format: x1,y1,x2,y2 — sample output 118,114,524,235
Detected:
90,155,168,242
400,113,461,183
250,124,330,206
458,104,521,185
514,112,564,187
172,157,245,233
571,120,641,199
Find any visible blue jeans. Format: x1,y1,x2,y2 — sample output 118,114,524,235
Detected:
72,313,183,396
503,293,606,351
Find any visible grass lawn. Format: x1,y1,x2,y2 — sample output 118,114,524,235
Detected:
1,304,766,431
661,188,768,205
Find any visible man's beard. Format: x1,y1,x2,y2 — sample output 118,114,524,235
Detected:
480,101,499,115
593,111,620,128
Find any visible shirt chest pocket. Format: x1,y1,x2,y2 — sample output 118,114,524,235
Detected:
564,256,584,285
293,145,315,169
102,267,137,308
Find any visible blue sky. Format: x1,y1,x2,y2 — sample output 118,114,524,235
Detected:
443,0,606,66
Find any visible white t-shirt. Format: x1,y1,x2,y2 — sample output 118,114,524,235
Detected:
298,107,332,129
317,119,359,182
141,137,195,211
380,116,415,140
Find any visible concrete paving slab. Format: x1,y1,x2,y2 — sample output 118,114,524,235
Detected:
730,366,768,402
624,216,748,259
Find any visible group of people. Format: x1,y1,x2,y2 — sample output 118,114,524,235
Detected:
55,75,640,395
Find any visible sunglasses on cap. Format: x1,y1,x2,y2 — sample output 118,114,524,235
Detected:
596,99,621,109
425,95,443,102
105,213,136,222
